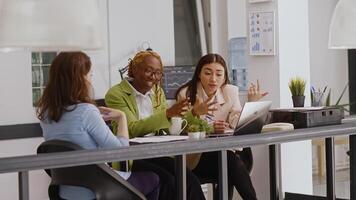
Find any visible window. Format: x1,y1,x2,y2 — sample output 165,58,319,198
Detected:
228,37,248,91
31,52,56,105
174,0,202,65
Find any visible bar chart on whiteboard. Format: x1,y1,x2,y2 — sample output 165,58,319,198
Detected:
249,11,275,56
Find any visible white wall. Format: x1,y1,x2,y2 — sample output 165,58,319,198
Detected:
308,0,349,172
246,0,281,108
85,0,111,99
107,0,175,86
247,0,313,197
210,0,229,58
278,0,311,107
245,1,281,198
278,0,313,195
309,0,348,106
227,0,246,38
0,52,36,125
0,1,175,199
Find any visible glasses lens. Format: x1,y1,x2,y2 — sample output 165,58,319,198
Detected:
155,71,163,78
144,69,153,77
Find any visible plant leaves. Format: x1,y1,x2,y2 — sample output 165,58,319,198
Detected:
186,116,213,134
325,89,331,106
289,77,306,96
335,82,348,106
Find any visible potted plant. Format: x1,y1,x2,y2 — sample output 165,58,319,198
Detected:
288,77,306,107
186,117,213,139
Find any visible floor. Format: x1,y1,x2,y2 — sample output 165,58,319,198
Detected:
313,168,350,199
204,168,351,200
203,184,243,200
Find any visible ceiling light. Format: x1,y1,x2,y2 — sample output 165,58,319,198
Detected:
0,0,103,52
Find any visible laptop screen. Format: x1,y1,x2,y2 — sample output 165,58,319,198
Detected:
209,101,272,137
233,101,272,135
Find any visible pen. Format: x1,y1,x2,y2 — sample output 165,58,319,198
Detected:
322,86,327,94
320,86,327,98
311,86,316,93
205,114,214,124
318,86,328,106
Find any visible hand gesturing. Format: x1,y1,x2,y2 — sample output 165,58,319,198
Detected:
192,95,218,116
166,98,190,118
248,80,268,102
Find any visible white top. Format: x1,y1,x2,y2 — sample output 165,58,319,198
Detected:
128,81,154,119
177,83,242,128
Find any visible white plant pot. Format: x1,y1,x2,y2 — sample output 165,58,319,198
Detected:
199,131,206,139
188,131,206,140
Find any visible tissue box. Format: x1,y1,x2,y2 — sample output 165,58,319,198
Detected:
270,107,343,129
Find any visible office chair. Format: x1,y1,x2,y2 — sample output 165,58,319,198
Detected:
37,140,146,200
119,65,129,80
200,147,253,200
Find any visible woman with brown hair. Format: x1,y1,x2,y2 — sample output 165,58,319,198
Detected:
105,50,206,200
37,52,160,200
176,53,267,200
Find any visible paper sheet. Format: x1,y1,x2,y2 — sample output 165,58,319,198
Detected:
129,135,189,144
271,106,325,111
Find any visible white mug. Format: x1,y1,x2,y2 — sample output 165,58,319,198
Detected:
169,117,188,135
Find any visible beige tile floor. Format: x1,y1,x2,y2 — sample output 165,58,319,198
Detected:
203,168,351,200
313,168,350,199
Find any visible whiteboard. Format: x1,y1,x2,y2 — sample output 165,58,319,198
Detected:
249,11,275,56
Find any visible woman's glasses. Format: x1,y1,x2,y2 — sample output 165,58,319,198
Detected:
144,68,163,78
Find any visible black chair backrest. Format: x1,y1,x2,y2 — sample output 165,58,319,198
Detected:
37,140,146,200
95,99,107,107
119,65,129,80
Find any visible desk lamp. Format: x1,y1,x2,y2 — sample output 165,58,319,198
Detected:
329,0,356,49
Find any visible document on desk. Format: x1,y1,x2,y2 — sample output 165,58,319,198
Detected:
129,135,189,143
271,106,325,111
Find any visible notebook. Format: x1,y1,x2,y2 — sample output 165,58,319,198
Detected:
209,101,272,137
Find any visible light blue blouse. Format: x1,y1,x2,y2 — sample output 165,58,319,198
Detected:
41,103,129,200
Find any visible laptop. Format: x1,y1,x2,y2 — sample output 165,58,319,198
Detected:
209,101,272,137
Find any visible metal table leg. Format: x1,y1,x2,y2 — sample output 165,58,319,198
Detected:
19,171,29,200
325,137,335,200
176,154,187,200
350,135,356,200
269,144,278,200
218,150,228,200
